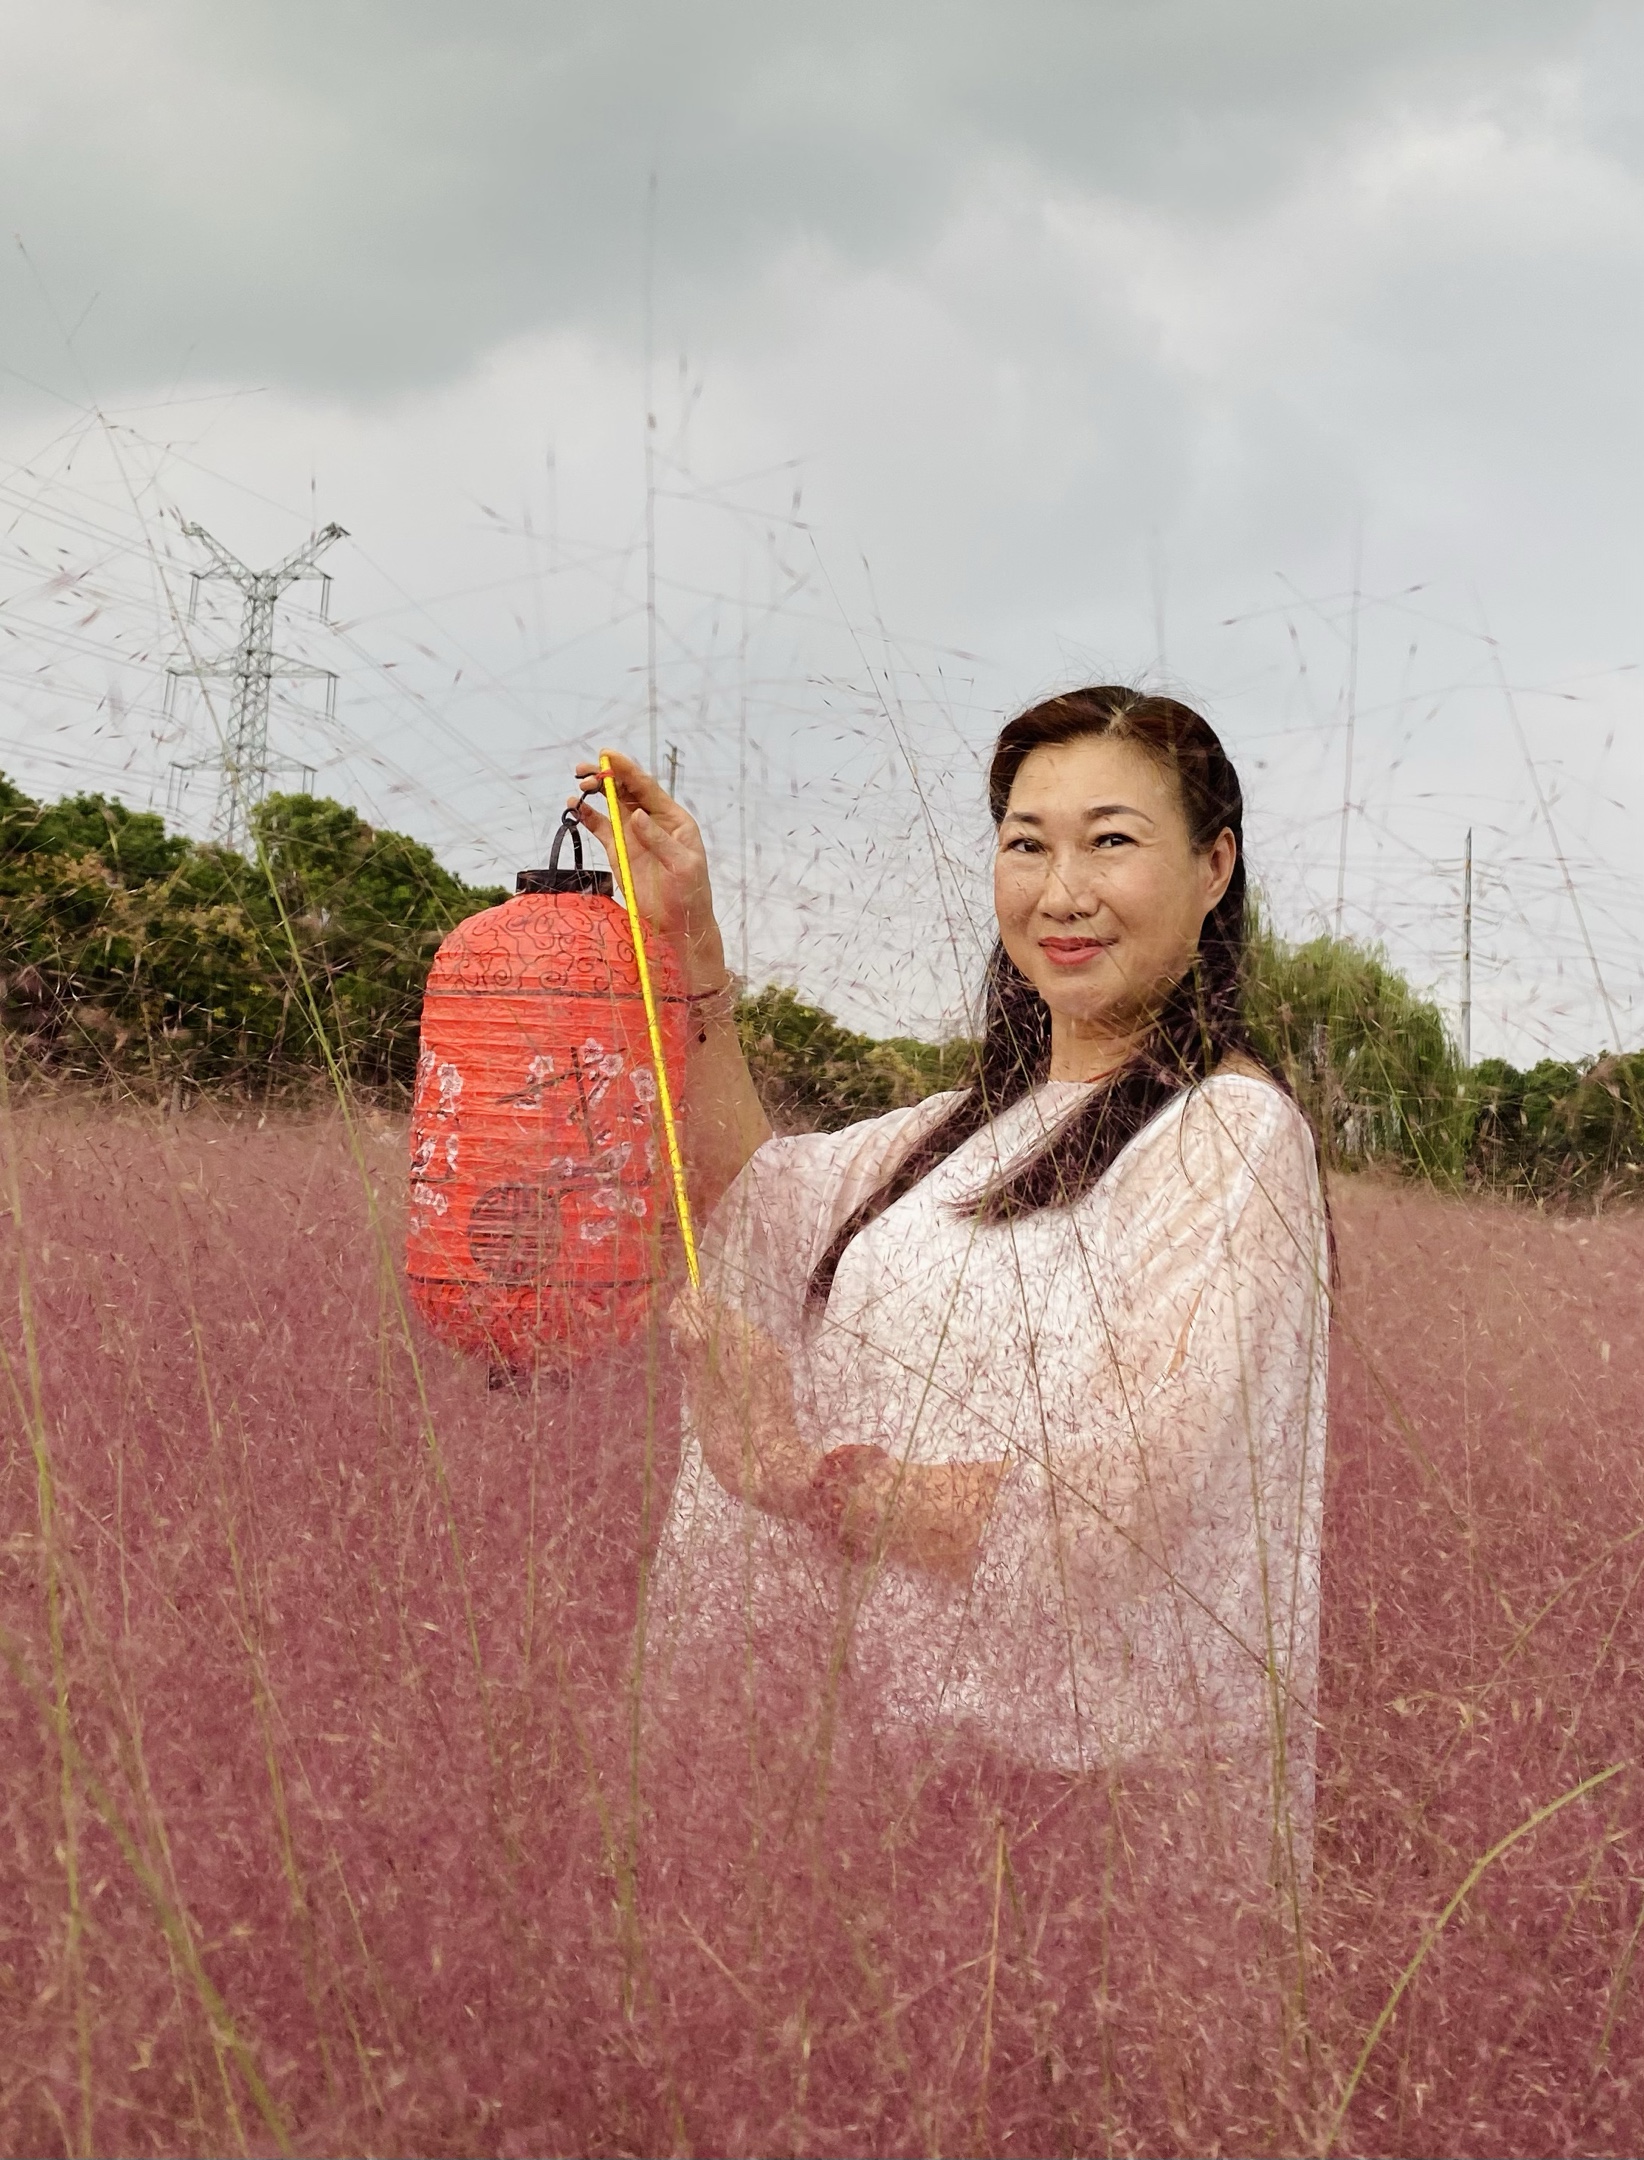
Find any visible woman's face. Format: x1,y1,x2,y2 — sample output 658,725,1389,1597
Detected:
993,733,1237,1049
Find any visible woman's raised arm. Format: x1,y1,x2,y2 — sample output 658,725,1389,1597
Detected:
570,749,772,1219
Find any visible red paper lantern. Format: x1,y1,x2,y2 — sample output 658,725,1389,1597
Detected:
406,814,686,1376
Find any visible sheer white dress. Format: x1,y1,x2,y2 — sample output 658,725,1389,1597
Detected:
649,1072,1330,1856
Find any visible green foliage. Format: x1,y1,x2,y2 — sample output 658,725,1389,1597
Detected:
734,983,974,1132
254,792,506,1089
1242,915,1644,1201
0,773,504,1095
1467,1053,1644,1203
1244,916,1471,1181
1,783,191,884
3,770,1641,1205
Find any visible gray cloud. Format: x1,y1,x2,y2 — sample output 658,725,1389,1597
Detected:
3,0,1642,1056
0,0,1609,401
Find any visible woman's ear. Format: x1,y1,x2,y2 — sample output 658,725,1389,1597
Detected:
1203,828,1237,910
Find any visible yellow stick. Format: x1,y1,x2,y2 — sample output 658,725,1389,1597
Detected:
600,755,701,1289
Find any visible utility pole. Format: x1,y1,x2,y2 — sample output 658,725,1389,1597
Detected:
166,521,346,851
1333,527,1362,940
1461,826,1473,1069
643,172,660,774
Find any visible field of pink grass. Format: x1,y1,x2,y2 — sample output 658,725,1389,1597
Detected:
2,1101,1644,2158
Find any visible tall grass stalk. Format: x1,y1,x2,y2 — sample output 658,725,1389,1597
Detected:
0,1049,91,2158
1318,1762,1626,2155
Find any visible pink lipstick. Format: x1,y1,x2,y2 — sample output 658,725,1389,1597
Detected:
1039,937,1109,968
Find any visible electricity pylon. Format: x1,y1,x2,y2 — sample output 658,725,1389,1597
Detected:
166,521,346,851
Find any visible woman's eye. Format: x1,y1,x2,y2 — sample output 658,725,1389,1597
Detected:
1092,831,1133,849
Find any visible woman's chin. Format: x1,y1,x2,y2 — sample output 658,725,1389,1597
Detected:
1037,975,1159,1040
1033,975,1119,1020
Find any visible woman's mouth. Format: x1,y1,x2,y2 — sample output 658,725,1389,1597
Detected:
1038,936,1110,968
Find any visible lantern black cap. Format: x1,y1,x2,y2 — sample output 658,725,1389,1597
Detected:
518,811,615,897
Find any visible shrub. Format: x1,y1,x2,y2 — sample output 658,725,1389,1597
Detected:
0,775,504,1095
254,792,507,1091
1245,916,1471,1181
1466,1052,1644,1204
734,982,973,1132
7,772,1644,1204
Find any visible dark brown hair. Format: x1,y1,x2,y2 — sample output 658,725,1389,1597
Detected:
805,685,1265,1310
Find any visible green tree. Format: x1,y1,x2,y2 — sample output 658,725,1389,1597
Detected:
734,984,972,1131
6,766,1641,1207
1467,1053,1644,1202
1243,915,1470,1180
0,774,502,1094
251,792,505,1090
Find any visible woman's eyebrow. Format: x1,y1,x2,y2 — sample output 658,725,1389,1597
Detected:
1001,802,1154,825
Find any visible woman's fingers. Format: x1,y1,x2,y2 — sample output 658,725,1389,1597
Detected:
590,748,675,813
572,749,669,815
574,750,698,840
568,793,687,875
569,796,615,854
671,1292,764,1393
671,1288,741,1372
570,755,700,863
625,805,698,872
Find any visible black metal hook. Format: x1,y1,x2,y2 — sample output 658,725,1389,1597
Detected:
515,806,614,897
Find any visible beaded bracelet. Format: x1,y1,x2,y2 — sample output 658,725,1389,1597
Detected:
685,975,741,1039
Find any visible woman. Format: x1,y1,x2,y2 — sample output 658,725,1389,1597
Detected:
571,686,1329,1894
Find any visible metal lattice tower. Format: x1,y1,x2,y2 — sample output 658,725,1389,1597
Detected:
167,521,346,851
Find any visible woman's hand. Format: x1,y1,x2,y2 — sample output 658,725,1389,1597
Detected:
573,748,770,1217
570,750,728,991
671,1286,817,1518
826,1451,1010,1580
671,1288,1010,1573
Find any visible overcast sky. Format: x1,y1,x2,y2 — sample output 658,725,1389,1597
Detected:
3,0,1642,1053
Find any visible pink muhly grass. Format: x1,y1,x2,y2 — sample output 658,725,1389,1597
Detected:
0,1104,1641,2157
1313,1178,1644,2156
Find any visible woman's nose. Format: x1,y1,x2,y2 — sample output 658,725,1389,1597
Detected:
1040,857,1099,915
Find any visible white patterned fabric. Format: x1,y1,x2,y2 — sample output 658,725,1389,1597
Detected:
650,1074,1330,1847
